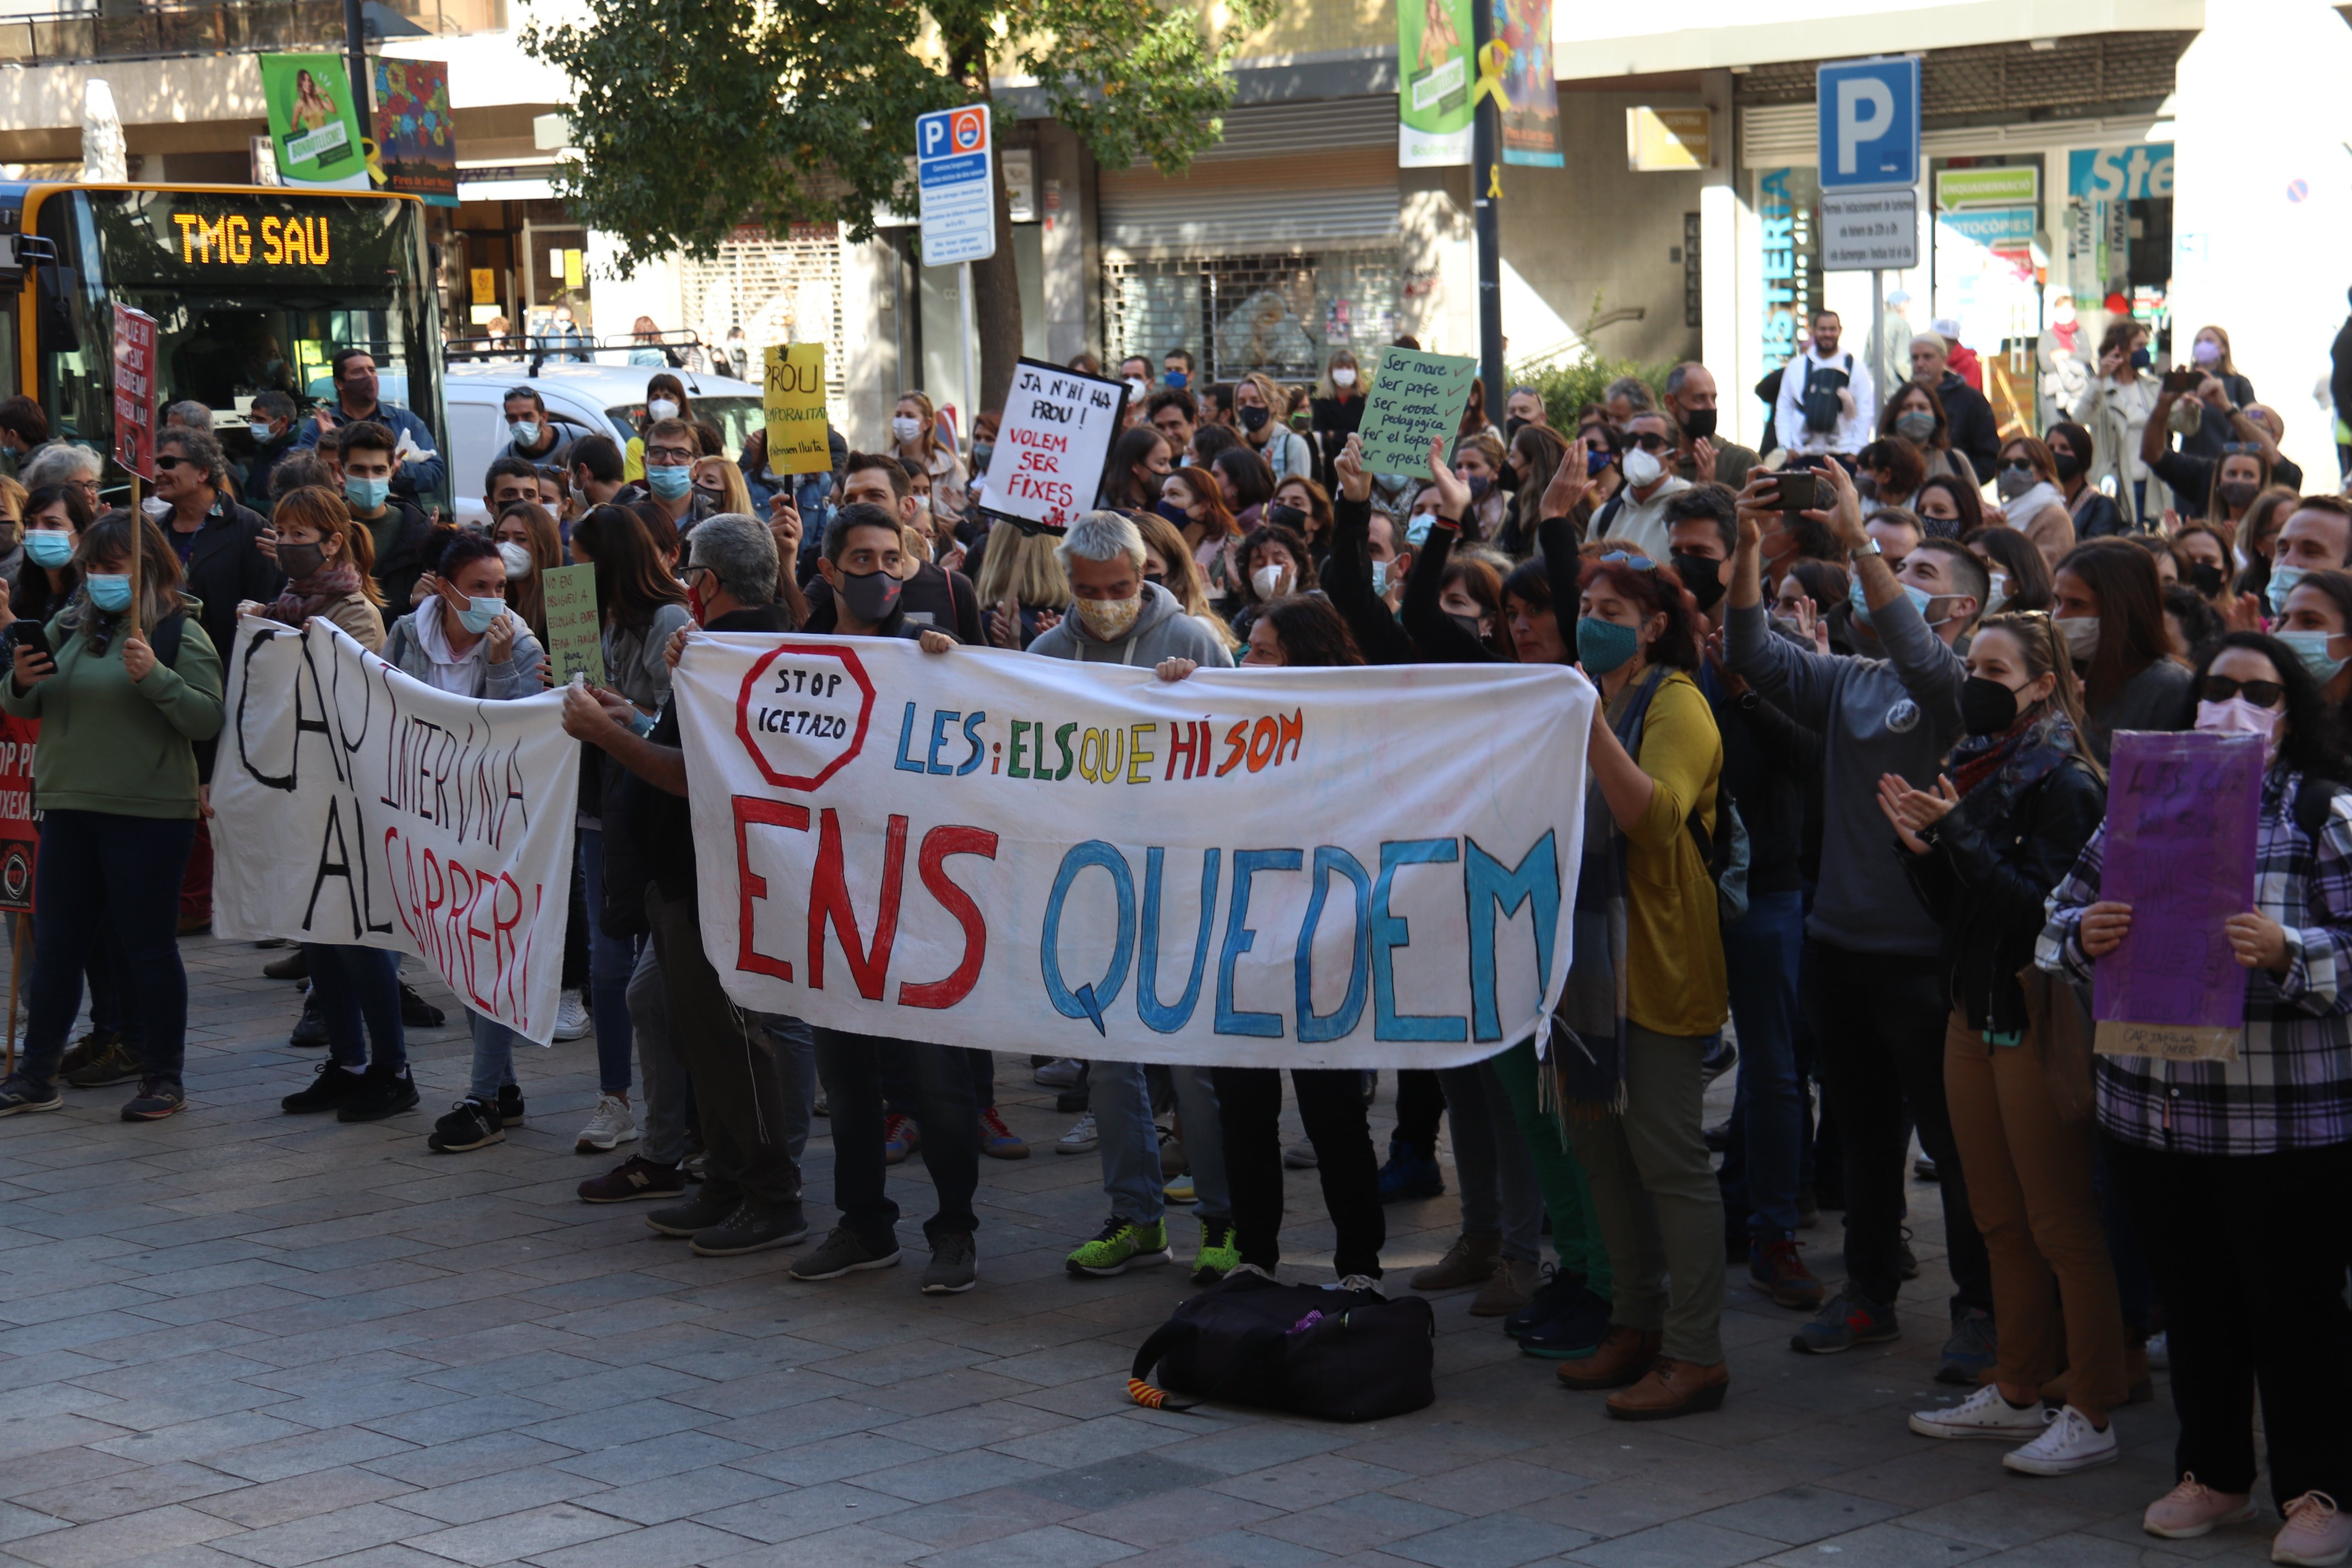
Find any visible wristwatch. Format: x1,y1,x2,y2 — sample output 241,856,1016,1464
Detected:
1854,536,1882,557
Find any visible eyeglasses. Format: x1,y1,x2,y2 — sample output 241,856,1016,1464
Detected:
645,447,696,465
1600,551,1657,570
2203,674,2286,707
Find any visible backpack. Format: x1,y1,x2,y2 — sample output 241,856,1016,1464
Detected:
2294,777,2349,845
1690,797,1750,927
1127,1271,1435,1423
1800,353,1853,434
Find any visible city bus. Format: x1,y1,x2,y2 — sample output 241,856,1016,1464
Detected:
0,183,444,502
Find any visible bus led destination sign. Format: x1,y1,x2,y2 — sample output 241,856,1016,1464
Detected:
171,211,333,266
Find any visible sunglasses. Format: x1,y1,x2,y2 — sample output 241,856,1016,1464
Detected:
154,455,186,471
1599,551,1657,570
2203,674,2285,707
1630,433,1673,453
2220,442,2264,457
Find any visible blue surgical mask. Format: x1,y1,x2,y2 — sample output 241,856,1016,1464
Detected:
509,421,541,447
2270,564,2308,616
86,574,131,613
1165,371,1189,390
344,475,389,512
1370,560,1391,596
1406,513,1436,547
24,530,73,569
456,596,505,634
1576,615,1641,675
1848,574,1935,630
647,465,692,500
2279,629,2349,684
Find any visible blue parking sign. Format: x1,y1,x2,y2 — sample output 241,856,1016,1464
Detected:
1816,57,1919,190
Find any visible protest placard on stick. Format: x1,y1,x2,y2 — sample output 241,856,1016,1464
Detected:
978,357,1127,531
541,564,606,687
1355,345,1479,474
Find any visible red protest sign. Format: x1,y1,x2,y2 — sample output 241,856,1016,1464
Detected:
0,715,39,912
112,304,158,481
977,357,1129,532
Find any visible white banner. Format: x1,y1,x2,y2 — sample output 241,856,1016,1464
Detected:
676,634,1591,1069
210,618,580,1042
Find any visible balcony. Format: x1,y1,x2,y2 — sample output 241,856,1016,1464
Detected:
0,0,506,67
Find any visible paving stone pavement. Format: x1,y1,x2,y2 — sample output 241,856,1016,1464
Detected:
0,935,2282,1567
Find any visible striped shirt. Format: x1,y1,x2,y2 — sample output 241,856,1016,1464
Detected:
2037,769,2352,1155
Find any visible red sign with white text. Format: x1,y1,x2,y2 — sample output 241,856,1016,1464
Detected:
112,305,158,481
0,715,39,912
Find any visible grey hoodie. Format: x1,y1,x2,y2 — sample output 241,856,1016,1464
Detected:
1026,580,1234,668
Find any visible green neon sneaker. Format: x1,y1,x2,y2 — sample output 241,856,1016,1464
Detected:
1066,1215,1172,1278
1191,1216,1240,1286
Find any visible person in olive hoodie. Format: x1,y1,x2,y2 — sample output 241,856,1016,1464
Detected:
0,511,224,1121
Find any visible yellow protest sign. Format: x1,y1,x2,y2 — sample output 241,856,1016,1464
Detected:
764,343,829,475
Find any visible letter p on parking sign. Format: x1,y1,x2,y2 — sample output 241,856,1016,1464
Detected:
1816,57,1918,190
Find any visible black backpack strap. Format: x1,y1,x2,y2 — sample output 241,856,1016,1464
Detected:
150,610,188,671
1128,1322,1203,1412
2295,777,2347,845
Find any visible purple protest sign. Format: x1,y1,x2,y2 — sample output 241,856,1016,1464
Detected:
2092,729,2263,1060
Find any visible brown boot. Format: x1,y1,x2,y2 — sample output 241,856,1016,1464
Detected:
1469,1257,1540,1317
1555,1327,1662,1390
1411,1233,1502,1292
1605,1357,1729,1420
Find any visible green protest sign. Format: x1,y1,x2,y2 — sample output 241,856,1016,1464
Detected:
540,563,606,685
1355,346,1479,475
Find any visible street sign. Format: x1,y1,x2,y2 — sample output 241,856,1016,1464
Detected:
1816,57,1919,191
1820,188,1918,271
916,103,995,266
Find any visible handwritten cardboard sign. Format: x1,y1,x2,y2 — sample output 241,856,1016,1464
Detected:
2092,729,2263,1061
1356,345,1479,475
540,563,606,687
764,343,830,476
979,357,1128,532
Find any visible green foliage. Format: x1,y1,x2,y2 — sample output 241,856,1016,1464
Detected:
525,0,1276,275
1507,350,1673,427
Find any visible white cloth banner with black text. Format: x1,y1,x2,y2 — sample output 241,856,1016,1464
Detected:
210,618,580,1043
676,634,1590,1068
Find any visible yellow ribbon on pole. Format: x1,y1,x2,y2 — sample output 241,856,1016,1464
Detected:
1472,40,1515,112
363,136,387,190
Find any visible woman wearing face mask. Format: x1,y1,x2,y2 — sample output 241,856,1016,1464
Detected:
2041,631,2352,1564
1877,614,2120,1475
0,482,93,635
1878,382,1967,483
2050,538,2191,764
1450,432,1508,542
2200,443,2272,533
1964,524,2055,617
2171,524,2235,613
492,502,562,644
1773,558,1854,655
1309,351,1365,490
1914,473,1986,542
1098,426,1172,514
2177,325,2257,466
246,487,384,650
2236,485,2299,606
891,391,968,527
2071,319,2162,527
0,511,224,1123
1500,423,1571,557
1227,522,1316,638
1269,475,1334,562
1856,437,1928,523
1995,437,2075,571
2273,567,2352,709
1159,468,1240,611
692,455,752,520
622,374,692,484
2044,421,2124,541
1231,373,1313,485
976,526,1072,652
1210,444,1276,530
1131,511,1235,649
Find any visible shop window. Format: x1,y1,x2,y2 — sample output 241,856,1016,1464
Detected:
1103,251,1400,383
678,224,846,400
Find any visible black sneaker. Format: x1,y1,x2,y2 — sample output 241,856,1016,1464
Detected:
64,1036,145,1088
1505,1265,1587,1338
427,1098,503,1152
789,1225,903,1281
289,994,329,1049
580,1155,687,1204
263,949,310,981
281,1061,366,1114
1790,1290,1899,1354
646,1186,742,1236
922,1231,978,1294
400,983,444,1029
1517,1284,1613,1360
1935,1306,1997,1386
0,1076,63,1115
496,1084,525,1124
337,1066,419,1123
121,1077,185,1121
56,1028,121,1079
690,1200,810,1257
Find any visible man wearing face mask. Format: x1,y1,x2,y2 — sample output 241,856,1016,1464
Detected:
2264,498,2352,630
638,417,717,536
329,422,435,613
799,454,984,644
295,348,444,500
1663,363,1757,493
1505,385,1548,442
496,387,572,471
1118,355,1153,415
1589,412,1691,564
1907,333,1999,483
244,390,300,507
1726,461,2003,1380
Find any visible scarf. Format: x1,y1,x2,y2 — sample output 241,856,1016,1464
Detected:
2002,480,2065,529
1945,706,2084,825
1544,664,1671,1120
263,564,363,628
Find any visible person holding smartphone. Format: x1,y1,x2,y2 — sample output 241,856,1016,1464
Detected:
2071,319,2163,527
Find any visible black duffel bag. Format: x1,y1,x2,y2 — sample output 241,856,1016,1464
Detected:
1127,1271,1435,1423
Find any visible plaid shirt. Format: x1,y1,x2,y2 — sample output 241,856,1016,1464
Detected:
2037,769,2352,1156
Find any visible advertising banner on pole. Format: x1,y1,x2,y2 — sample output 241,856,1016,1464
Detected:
211,618,582,1042
1492,0,1560,167
371,57,458,206
977,358,1128,531
1398,0,1475,167
259,53,371,192
676,634,1590,1068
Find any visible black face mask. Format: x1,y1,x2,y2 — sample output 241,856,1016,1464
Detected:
1505,415,1528,443
276,540,328,579
2052,451,2084,483
1679,407,1718,443
2188,560,2225,596
1959,675,2024,737
1139,468,1167,504
838,567,903,626
1446,610,1484,644
1238,406,1270,432
1671,552,1725,611
1267,503,1309,533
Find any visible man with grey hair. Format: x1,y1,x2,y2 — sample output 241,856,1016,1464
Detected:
1603,375,1657,429
1662,362,1757,492
164,400,213,434
1028,510,1233,667
21,441,101,503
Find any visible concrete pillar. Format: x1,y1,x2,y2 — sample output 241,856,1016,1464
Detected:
1034,122,1093,368
839,234,898,450
1696,71,1745,445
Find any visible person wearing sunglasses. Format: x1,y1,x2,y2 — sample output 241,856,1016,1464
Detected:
2040,631,2352,1562
151,425,280,682
1587,411,1691,565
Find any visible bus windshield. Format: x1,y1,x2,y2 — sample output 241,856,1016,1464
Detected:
33,187,440,500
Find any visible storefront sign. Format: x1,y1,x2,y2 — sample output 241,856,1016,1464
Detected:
2067,144,2174,301
259,54,369,192
1626,107,1710,172
1494,0,1560,167
1936,165,2038,210
1399,0,1475,167
1934,206,2039,355
1757,167,1812,376
371,58,458,208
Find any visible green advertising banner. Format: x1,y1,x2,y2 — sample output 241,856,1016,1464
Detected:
1398,0,1474,168
259,54,369,191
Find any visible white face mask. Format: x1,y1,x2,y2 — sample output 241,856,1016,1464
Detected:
891,415,923,443
1985,570,2009,611
1125,377,1148,400
497,540,533,580
1622,448,1665,488
1252,563,1288,600
646,398,679,421
1331,367,1357,388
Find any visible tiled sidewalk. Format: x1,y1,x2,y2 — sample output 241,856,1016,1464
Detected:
0,936,2268,1567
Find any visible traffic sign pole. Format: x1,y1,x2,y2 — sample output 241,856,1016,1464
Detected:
959,260,978,454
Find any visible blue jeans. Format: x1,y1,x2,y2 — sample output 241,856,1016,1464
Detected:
1092,1060,1231,1227
302,944,404,1074
579,828,639,1095
14,811,194,1091
1719,890,1806,1238
85,924,143,1047
467,1009,525,1103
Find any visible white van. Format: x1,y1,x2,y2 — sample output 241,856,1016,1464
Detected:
443,360,766,527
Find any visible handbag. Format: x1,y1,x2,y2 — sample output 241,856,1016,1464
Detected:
1127,1271,1435,1422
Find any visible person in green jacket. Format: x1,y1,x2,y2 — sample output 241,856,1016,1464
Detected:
0,510,225,1122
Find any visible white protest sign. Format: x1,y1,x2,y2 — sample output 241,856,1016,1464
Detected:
676,634,1589,1069
210,618,581,1042
979,357,1129,531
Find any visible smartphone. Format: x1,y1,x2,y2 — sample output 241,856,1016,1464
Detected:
1774,469,1817,513
2162,368,2203,394
7,620,48,659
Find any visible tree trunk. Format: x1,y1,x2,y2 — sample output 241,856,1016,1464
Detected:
945,36,1023,427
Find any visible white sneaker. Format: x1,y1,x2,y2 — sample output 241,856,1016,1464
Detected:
1035,1057,1083,1088
1329,1273,1386,1299
2003,1404,2120,1476
552,989,591,1042
574,1093,639,1152
1908,1384,2051,1442
1056,1110,1098,1155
